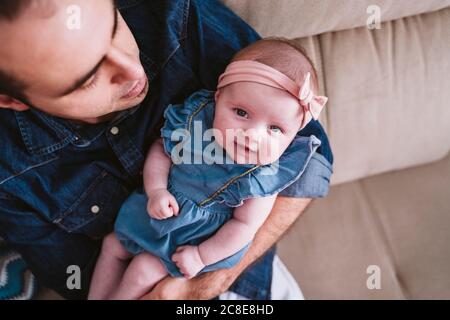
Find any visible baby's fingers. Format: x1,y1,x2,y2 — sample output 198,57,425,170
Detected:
148,203,163,219
175,246,185,253
155,209,167,220
159,201,174,218
168,196,179,216
172,252,181,263
174,262,190,279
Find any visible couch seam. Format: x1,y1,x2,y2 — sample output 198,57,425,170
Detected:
357,180,410,299
316,34,331,138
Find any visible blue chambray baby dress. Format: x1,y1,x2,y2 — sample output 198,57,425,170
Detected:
115,89,321,277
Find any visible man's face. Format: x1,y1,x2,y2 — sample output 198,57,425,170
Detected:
0,0,149,123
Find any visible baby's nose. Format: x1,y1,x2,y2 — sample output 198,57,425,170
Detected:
246,128,264,147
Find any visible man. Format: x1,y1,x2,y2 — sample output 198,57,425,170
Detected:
0,0,333,300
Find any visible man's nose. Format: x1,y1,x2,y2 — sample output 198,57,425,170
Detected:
108,47,145,84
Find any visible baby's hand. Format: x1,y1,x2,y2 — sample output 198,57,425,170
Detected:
147,188,179,220
171,245,205,279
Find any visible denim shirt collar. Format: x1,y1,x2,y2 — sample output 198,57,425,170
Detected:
14,109,80,156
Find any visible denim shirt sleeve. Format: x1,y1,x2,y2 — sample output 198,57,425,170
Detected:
279,121,334,198
186,0,261,90
279,151,333,198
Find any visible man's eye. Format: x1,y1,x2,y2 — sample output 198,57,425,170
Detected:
234,108,248,118
80,74,99,91
269,125,283,133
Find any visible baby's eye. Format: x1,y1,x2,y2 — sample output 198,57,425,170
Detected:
234,108,248,118
269,125,283,134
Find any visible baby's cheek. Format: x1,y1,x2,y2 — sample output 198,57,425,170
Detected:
256,141,279,165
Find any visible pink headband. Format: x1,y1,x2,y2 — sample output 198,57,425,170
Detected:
217,60,328,129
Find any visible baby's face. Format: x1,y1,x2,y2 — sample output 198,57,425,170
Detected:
213,82,304,165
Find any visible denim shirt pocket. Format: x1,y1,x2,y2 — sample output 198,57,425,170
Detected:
53,171,130,239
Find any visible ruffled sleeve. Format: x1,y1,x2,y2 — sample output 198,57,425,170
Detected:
201,135,322,208
160,90,214,157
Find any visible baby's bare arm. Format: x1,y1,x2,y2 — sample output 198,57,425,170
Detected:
198,194,277,266
143,138,179,219
143,138,172,196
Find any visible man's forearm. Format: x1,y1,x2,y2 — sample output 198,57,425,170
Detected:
202,196,313,291
226,197,312,276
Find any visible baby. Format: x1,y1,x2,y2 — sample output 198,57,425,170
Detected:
88,39,328,300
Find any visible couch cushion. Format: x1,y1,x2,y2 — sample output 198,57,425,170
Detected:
278,152,450,299
222,0,450,38
318,7,450,184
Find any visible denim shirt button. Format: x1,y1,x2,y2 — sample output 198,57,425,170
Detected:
90,205,100,214
110,127,120,135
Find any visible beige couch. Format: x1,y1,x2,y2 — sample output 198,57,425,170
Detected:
222,0,450,299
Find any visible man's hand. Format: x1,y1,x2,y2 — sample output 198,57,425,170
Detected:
147,188,179,220
172,245,205,279
141,268,234,300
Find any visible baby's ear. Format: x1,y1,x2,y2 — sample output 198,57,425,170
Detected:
214,90,221,103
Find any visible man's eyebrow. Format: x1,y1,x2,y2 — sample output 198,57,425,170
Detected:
60,7,119,96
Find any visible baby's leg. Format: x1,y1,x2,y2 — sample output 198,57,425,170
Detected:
88,233,132,300
109,252,169,300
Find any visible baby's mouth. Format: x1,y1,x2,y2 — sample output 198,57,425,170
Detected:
233,139,257,154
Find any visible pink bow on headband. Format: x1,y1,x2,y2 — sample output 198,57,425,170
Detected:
217,60,328,129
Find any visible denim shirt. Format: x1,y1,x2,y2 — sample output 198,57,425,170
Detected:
0,0,333,299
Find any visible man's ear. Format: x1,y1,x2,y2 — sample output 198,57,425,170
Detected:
0,95,29,111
